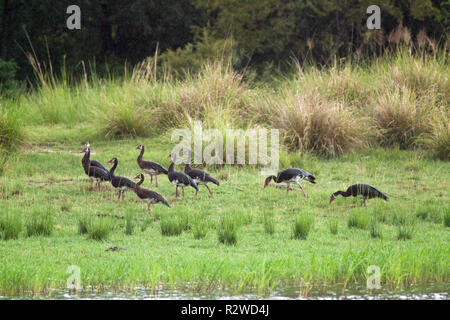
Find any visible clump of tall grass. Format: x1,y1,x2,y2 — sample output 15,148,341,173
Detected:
373,87,430,148
0,213,22,240
347,211,368,230
419,118,449,161
263,211,275,235
191,216,209,240
160,216,183,236
397,224,415,240
274,90,369,156
368,219,383,239
99,104,153,138
443,210,450,228
86,218,112,241
141,215,153,232
328,218,338,235
218,214,238,245
292,213,314,240
0,107,25,153
26,209,54,237
77,215,91,235
125,212,135,235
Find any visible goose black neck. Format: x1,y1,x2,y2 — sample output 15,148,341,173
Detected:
137,146,145,164
168,161,175,172
334,190,350,198
136,175,144,186
185,151,192,172
82,148,90,168
109,160,118,176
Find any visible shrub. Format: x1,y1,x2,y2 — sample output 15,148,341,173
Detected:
0,213,22,240
26,210,54,237
218,214,238,245
292,213,314,240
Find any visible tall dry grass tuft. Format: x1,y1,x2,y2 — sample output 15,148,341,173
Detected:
274,90,369,156
158,61,249,130
373,87,430,148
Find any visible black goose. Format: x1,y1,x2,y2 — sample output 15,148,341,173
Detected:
168,152,199,198
136,144,168,187
264,168,316,196
329,184,388,206
183,150,220,196
108,158,136,201
80,147,110,190
82,142,109,172
133,174,170,214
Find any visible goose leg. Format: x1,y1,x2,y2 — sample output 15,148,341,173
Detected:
155,175,158,187
286,183,290,195
121,191,125,201
182,186,185,198
195,189,198,197
205,184,213,196
117,190,121,201
147,203,152,214
297,183,307,198
176,186,178,198
150,175,153,184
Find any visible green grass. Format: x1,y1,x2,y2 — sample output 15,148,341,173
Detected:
0,50,448,296
218,214,238,245
292,213,314,240
0,211,22,240
26,209,54,237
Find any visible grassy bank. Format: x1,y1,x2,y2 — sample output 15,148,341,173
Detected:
1,49,449,159
0,131,448,296
0,50,449,297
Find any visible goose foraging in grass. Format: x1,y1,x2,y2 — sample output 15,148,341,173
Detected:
136,144,168,187
329,184,388,206
80,146,110,190
264,168,316,197
108,158,136,201
183,150,220,196
133,174,170,214
168,152,199,198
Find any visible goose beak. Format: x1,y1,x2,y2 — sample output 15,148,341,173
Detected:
329,195,336,204
133,175,140,179
135,145,141,150
80,148,86,153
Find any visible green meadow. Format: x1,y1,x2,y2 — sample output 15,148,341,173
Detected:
0,50,449,297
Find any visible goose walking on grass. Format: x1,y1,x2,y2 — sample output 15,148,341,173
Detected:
183,150,220,197
168,152,199,198
134,174,170,214
329,183,388,206
136,144,168,187
264,168,316,196
80,146,110,190
108,158,136,201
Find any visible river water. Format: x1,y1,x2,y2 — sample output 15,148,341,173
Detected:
2,283,448,300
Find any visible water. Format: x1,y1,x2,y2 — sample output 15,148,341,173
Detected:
2,283,448,300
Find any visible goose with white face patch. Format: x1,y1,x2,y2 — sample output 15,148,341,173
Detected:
108,157,136,201
264,168,316,196
168,152,199,198
133,174,170,214
136,144,168,187
80,146,111,190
